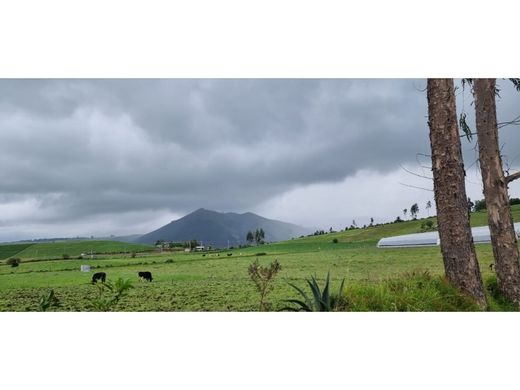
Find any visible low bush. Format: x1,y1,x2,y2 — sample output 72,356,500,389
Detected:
7,258,21,267
62,254,70,260
248,259,282,311
165,259,174,264
332,238,339,244
227,253,232,256
255,252,267,256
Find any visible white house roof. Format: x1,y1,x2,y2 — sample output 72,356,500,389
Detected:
377,222,520,248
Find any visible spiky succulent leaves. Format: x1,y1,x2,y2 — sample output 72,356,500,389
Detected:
331,278,346,310
285,281,313,311
307,276,323,311
282,299,313,312
321,272,331,310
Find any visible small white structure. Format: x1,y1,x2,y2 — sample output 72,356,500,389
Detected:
194,245,206,251
377,223,520,248
80,265,91,272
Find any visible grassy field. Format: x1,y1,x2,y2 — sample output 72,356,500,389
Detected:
0,240,153,261
0,243,35,260
1,207,519,312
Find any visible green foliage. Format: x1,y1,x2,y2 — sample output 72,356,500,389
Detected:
62,254,70,260
420,220,436,232
344,271,480,311
88,278,134,312
509,78,520,92
2,205,520,311
38,289,60,311
248,259,282,311
332,238,339,244
9,240,152,260
484,275,518,311
0,243,34,260
165,259,174,263
254,228,265,245
459,112,473,141
410,203,419,219
6,258,21,267
184,239,200,249
474,199,487,212
284,272,346,312
255,252,267,256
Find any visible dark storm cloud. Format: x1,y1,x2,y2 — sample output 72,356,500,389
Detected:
0,79,518,237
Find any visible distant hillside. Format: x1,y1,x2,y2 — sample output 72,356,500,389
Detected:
11,240,153,260
135,208,313,247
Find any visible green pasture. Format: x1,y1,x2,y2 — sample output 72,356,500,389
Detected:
1,240,153,260
0,206,518,311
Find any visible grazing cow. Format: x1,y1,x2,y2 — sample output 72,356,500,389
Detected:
92,272,106,284
138,271,153,282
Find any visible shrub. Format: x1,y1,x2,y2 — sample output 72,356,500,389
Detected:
227,253,233,256
62,254,70,260
420,220,436,232
131,252,137,258
255,252,267,256
165,259,174,263
248,259,282,311
6,258,21,267
284,272,345,312
474,199,487,212
332,238,338,244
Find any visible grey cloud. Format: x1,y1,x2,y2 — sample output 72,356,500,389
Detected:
0,79,519,239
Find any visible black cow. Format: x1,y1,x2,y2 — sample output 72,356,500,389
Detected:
138,271,153,282
92,272,106,284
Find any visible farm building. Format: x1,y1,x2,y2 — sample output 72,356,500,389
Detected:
377,222,520,248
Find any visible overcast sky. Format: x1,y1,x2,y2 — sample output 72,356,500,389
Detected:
1,79,519,242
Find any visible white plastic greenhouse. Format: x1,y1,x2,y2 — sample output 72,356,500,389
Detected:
377,222,520,248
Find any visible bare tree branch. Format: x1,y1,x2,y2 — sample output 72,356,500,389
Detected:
498,114,520,129
399,164,433,180
506,171,520,184
398,182,434,192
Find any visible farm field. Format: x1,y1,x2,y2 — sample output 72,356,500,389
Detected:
1,207,519,312
0,240,153,260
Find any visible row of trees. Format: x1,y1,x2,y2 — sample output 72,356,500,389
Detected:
246,228,265,245
427,78,520,308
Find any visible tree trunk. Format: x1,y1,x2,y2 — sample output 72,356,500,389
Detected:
427,78,487,308
473,78,520,306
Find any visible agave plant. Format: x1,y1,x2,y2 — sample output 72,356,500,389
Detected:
38,289,61,312
88,277,134,311
284,272,346,312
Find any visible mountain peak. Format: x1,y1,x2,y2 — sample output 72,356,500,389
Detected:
136,209,312,247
